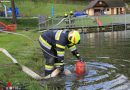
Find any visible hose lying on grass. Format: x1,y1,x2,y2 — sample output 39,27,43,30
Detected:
0,48,60,80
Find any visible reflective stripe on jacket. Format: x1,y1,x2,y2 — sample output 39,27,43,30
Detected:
39,30,78,61
39,35,52,49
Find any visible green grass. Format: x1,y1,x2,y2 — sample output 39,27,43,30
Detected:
2,0,87,17
0,31,46,89
0,29,82,90
0,15,129,89
0,1,129,89
47,14,130,30
0,30,77,90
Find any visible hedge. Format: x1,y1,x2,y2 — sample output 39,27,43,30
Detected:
0,17,38,30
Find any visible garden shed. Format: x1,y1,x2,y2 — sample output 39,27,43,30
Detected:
85,0,125,16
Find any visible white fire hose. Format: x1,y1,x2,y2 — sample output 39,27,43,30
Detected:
0,48,60,80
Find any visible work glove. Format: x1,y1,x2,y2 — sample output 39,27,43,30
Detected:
72,50,80,59
75,53,84,62
74,53,85,62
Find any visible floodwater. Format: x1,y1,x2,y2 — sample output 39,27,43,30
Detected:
41,30,130,90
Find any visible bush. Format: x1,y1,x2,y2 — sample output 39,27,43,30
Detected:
0,17,38,30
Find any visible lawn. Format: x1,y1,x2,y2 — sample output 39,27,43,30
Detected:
0,30,47,89
0,29,77,90
0,0,130,89
3,0,87,17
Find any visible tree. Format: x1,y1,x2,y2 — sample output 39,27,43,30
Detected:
123,0,130,3
11,0,17,24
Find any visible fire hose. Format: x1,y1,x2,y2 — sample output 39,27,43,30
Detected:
0,48,60,80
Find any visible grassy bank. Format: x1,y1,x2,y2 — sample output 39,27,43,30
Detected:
0,30,76,90
0,18,38,30
0,31,44,89
2,0,87,17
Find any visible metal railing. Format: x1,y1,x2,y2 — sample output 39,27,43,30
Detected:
38,14,130,31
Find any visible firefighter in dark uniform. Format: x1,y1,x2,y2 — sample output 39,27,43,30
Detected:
69,11,75,27
64,12,68,18
70,11,73,16
64,12,69,27
39,29,81,76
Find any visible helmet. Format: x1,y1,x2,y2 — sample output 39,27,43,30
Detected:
70,11,73,14
70,11,73,15
68,31,80,44
64,12,68,17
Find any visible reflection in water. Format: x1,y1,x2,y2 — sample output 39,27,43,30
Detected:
41,31,130,90
81,31,130,59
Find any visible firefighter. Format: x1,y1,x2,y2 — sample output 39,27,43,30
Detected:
70,11,73,16
69,10,75,27
64,12,68,18
39,29,81,76
64,12,69,27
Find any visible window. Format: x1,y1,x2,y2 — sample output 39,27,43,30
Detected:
107,8,109,11
120,8,122,11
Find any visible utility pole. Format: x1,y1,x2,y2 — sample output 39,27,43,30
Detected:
11,0,17,24
51,0,54,17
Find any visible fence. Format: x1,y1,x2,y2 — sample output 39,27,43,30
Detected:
38,14,130,32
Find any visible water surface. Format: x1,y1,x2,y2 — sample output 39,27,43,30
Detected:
41,30,130,90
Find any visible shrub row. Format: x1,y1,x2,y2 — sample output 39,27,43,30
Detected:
0,17,38,30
